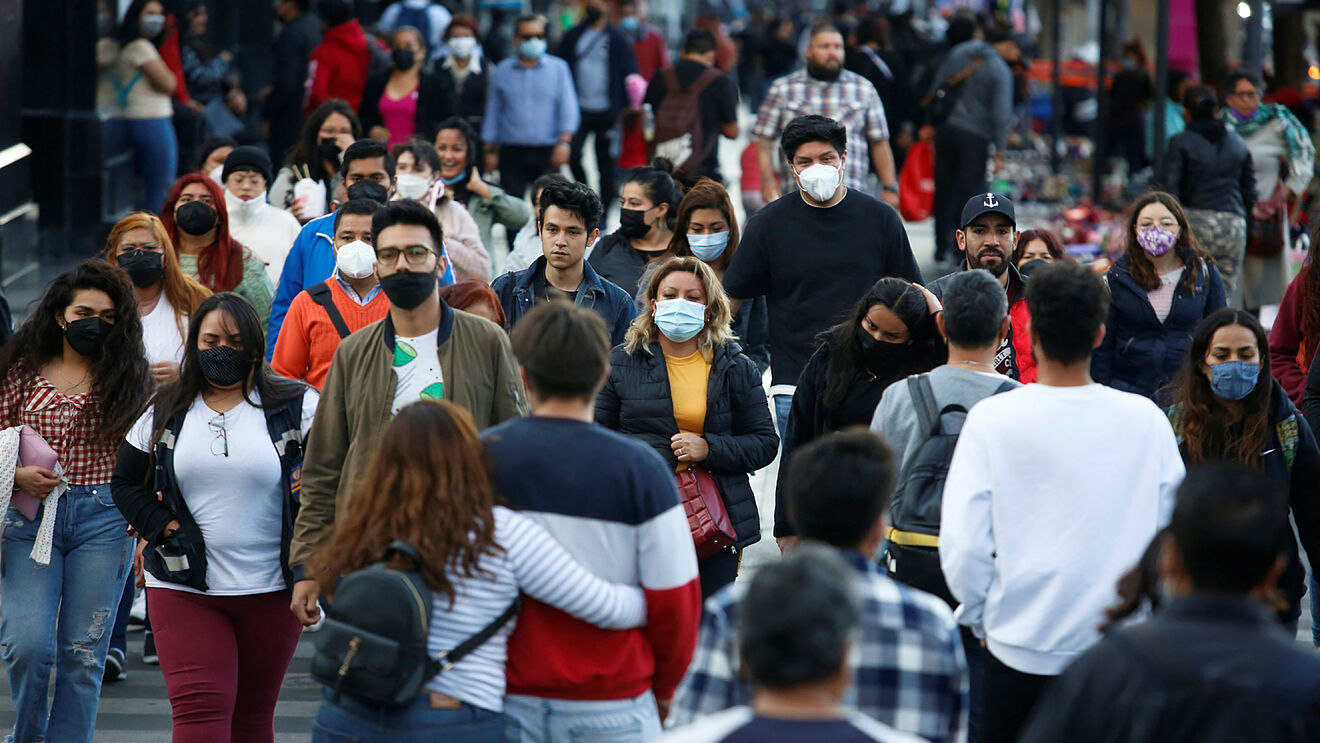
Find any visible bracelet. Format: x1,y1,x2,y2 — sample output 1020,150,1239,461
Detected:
882,184,899,193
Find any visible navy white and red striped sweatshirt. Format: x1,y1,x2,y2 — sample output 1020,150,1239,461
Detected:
482,415,702,702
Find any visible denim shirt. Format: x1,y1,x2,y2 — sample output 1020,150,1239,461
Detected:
491,257,636,346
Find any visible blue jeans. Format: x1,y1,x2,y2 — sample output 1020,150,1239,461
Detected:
1,484,134,743
102,116,179,214
313,689,505,742
503,692,662,743
109,570,134,656
773,393,793,444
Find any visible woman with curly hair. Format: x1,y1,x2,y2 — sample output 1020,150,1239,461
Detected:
1094,191,1227,401
596,257,778,596
161,173,274,331
0,259,151,742
1169,308,1320,640
772,276,945,547
306,400,648,739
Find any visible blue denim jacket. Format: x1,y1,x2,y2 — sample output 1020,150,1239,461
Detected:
491,256,636,346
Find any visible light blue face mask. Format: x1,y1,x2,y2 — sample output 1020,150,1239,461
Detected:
620,15,640,31
519,38,547,60
654,298,707,342
439,171,467,186
687,231,729,261
1209,360,1260,401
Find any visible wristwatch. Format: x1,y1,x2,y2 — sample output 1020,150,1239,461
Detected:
882,184,899,193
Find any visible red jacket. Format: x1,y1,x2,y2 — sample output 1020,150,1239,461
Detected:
305,19,377,113
1270,262,1311,406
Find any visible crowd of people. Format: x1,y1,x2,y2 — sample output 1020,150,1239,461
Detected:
3,1,1320,742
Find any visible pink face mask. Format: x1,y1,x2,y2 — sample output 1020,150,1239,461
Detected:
1136,226,1178,257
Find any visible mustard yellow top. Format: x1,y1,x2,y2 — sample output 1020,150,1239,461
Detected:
666,349,711,437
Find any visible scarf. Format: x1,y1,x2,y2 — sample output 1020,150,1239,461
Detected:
1221,102,1316,180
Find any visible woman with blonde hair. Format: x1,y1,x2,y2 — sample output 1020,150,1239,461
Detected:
596,257,778,596
103,211,212,385
306,400,648,739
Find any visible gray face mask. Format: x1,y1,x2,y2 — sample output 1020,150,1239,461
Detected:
139,13,166,39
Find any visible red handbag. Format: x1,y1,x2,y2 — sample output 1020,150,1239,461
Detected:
676,466,737,560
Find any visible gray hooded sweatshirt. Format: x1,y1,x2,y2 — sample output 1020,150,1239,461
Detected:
928,40,1013,148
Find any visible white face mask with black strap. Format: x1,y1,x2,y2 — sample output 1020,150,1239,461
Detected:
336,239,376,279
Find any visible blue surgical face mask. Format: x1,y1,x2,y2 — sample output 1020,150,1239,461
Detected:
687,231,729,261
1209,360,1260,401
620,15,640,31
519,38,547,60
654,298,707,342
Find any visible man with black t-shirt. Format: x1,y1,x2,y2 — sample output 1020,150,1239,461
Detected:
643,29,739,182
724,114,922,440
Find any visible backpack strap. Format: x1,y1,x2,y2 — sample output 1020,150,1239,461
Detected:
307,283,352,340
991,379,1017,395
907,373,940,436
1277,414,1299,471
438,597,523,671
686,66,724,95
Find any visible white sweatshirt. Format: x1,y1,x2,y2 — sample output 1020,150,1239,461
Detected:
225,190,302,284
939,383,1184,675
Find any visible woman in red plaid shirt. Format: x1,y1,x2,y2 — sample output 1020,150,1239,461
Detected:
0,259,152,743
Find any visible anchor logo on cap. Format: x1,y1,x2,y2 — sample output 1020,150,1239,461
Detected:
983,193,999,208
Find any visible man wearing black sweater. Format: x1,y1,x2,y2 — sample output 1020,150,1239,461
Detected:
724,114,922,439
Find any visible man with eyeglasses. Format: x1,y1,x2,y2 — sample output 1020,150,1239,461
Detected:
483,14,580,200
491,181,636,345
287,200,526,628
266,139,459,360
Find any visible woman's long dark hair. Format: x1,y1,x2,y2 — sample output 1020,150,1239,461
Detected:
149,293,306,446
822,277,945,409
118,0,169,44
625,157,686,231
1124,191,1211,295
1171,308,1273,467
286,100,363,178
0,260,151,449
669,178,741,274
434,116,482,193
310,401,505,604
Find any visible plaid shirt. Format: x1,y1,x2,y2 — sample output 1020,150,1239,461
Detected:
1,374,115,485
669,549,969,743
752,69,891,193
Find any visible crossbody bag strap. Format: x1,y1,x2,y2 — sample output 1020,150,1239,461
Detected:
307,283,352,339
437,597,523,671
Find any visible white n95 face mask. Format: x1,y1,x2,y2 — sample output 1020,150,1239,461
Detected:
336,239,376,279
795,162,842,202
395,173,433,202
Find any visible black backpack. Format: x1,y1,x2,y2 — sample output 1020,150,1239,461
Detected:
885,373,1014,607
311,540,520,709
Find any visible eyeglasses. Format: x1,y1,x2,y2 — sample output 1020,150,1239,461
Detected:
208,413,228,457
376,246,435,266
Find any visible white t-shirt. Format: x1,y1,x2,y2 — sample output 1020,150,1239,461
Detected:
391,332,445,415
127,389,319,596
140,292,187,366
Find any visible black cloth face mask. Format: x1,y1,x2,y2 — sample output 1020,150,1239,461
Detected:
392,48,416,70
118,250,164,288
175,201,218,236
618,207,651,239
379,271,437,310
318,137,343,165
856,326,910,365
197,345,253,387
64,317,113,357
346,180,389,204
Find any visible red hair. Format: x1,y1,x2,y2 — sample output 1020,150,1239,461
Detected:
439,280,506,327
160,174,246,292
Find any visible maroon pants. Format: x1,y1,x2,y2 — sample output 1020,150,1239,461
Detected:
148,588,302,743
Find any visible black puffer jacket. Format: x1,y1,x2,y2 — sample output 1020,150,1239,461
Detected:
1162,120,1257,217
595,341,779,548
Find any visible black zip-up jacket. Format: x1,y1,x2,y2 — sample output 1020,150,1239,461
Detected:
112,392,307,592
1162,120,1257,216
595,340,778,548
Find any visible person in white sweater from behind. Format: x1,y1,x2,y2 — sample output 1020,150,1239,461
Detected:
939,262,1185,743
221,146,301,284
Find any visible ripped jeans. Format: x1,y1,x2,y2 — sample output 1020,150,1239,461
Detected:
1,484,134,743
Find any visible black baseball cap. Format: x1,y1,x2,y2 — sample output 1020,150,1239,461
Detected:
960,192,1016,228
